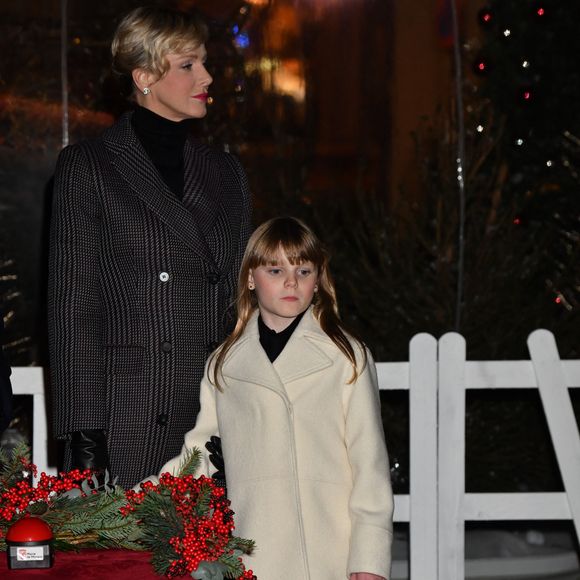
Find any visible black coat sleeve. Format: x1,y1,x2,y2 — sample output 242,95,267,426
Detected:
0,316,13,433
48,143,106,438
222,153,252,333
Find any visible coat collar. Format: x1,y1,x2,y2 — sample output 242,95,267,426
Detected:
222,307,334,397
102,113,218,267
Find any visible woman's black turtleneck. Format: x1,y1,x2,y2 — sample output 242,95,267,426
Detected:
131,106,191,200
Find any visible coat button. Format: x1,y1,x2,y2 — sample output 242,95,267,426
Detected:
157,413,168,426
161,341,172,353
206,272,220,285
159,272,170,282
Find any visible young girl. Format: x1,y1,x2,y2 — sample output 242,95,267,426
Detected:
160,216,393,580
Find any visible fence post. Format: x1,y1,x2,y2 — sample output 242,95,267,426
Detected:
528,329,580,540
9,367,55,477
437,332,466,580
409,333,438,580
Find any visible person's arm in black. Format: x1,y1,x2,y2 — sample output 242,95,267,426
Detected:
0,315,13,434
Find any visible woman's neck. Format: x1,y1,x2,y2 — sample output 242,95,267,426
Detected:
131,106,191,198
132,105,191,140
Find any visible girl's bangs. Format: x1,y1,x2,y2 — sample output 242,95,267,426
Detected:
253,238,320,267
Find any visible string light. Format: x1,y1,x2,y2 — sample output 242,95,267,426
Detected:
477,7,494,28
473,57,490,76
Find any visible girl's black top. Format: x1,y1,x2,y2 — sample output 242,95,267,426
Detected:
131,105,191,199
258,310,306,363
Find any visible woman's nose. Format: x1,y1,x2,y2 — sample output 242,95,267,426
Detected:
203,66,213,88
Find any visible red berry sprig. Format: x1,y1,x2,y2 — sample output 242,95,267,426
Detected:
123,473,254,579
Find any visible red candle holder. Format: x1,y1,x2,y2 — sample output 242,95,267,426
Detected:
6,516,54,569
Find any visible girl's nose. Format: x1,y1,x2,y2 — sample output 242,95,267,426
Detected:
285,274,298,287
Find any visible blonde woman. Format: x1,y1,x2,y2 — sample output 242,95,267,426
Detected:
48,6,251,488
160,217,393,580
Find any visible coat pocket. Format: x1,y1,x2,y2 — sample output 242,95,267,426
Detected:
103,345,146,376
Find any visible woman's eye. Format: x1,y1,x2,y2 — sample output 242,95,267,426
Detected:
181,63,193,70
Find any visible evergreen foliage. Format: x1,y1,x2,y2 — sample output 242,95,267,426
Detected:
0,446,255,579
177,447,202,478
0,441,31,489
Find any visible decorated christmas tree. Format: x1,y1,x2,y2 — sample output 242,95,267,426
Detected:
470,1,580,329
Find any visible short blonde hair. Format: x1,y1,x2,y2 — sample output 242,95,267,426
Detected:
111,6,208,80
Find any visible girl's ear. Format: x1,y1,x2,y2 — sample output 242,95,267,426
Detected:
248,270,255,290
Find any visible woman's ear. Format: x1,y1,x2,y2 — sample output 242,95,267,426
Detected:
132,68,156,94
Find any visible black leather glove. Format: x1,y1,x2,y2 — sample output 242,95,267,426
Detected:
205,435,226,488
69,429,110,478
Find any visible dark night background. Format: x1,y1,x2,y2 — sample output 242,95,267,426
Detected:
0,0,579,512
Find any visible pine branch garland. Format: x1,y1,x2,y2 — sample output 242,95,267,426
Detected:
0,441,31,488
176,447,202,478
0,447,255,579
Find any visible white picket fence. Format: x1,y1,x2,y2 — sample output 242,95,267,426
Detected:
9,329,580,580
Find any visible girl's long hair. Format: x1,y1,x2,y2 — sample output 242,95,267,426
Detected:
211,216,367,389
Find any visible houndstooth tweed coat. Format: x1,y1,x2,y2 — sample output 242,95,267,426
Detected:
48,112,251,488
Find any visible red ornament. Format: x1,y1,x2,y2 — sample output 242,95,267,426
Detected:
6,516,54,570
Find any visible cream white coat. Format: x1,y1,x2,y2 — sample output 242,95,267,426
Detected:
161,308,394,579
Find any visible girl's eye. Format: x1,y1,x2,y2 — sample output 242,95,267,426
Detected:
298,269,311,276
268,268,282,275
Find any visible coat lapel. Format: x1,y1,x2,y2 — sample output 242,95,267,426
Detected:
181,139,222,235
222,314,287,397
103,114,217,267
273,309,334,384
223,309,334,396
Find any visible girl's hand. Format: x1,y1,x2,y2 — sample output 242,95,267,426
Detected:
350,574,385,580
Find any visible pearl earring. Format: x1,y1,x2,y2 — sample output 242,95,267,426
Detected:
142,87,150,95
249,283,255,290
